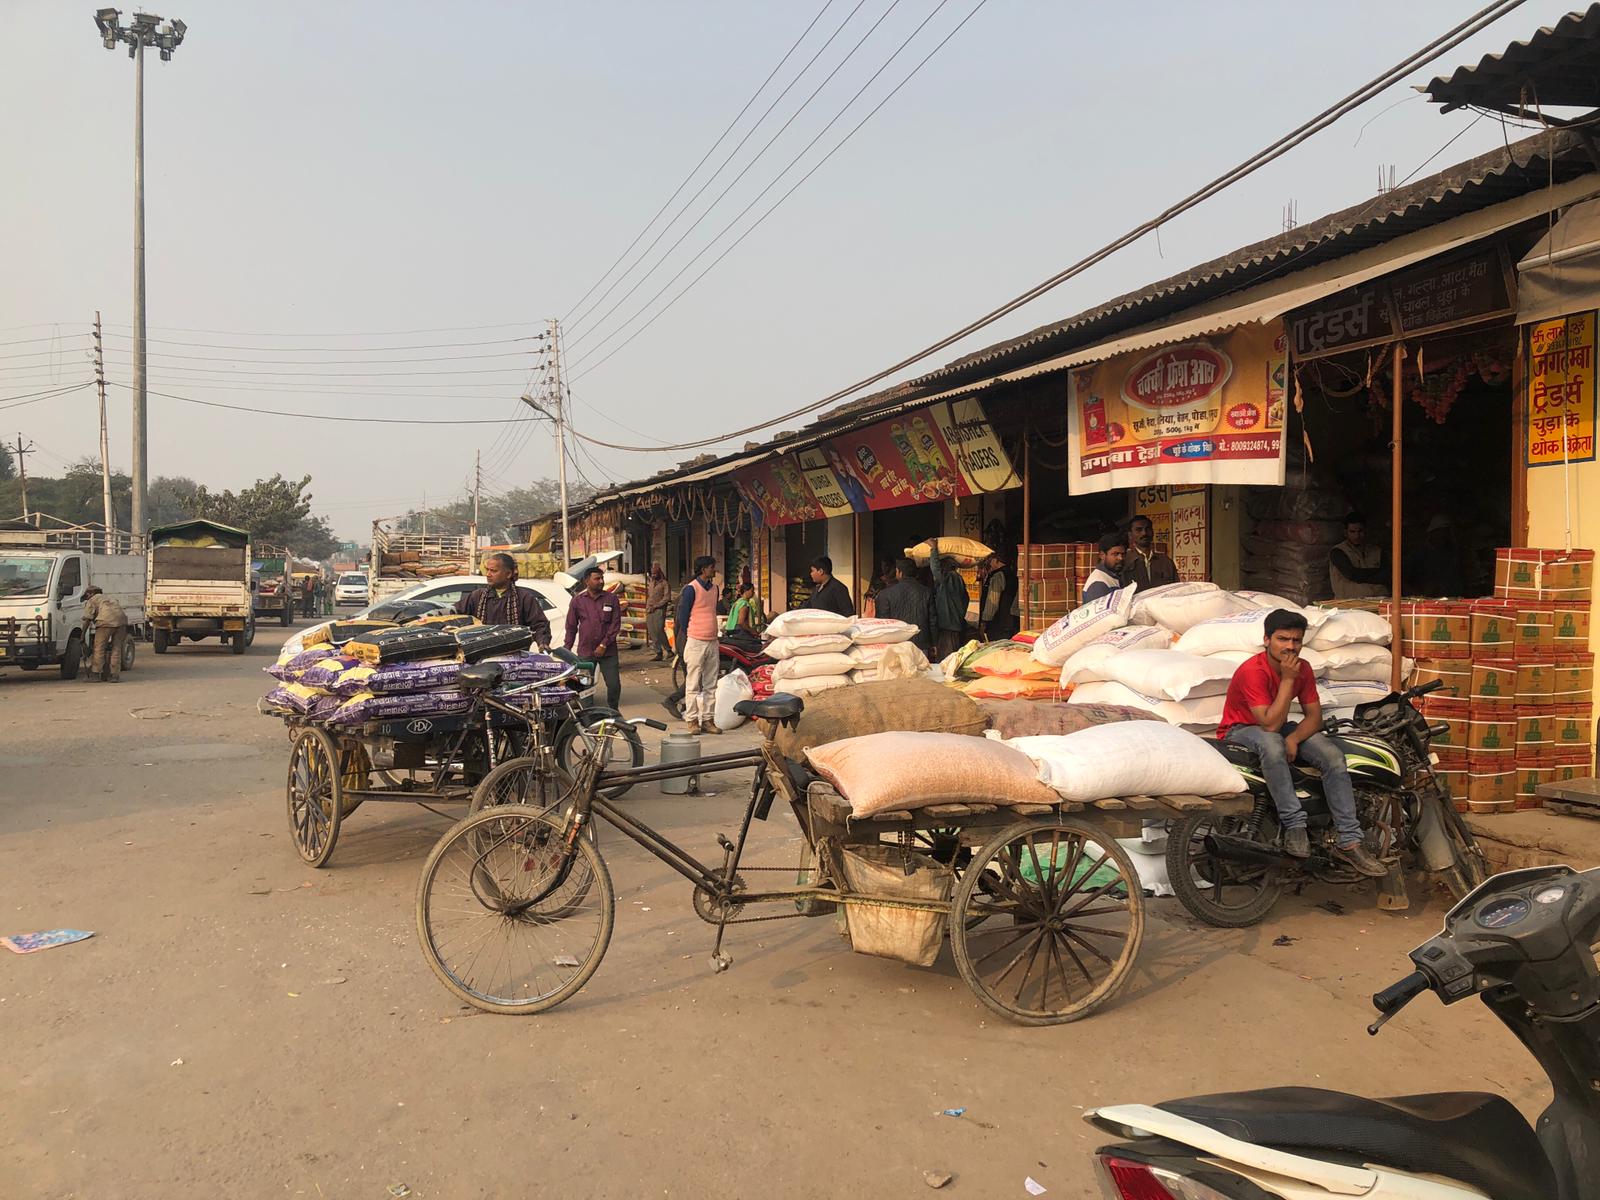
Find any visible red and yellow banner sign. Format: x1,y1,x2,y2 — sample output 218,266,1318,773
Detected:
734,398,1017,526
1067,322,1287,493
1527,312,1597,467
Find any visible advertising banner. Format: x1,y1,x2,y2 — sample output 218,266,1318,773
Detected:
1526,312,1598,468
735,399,1017,526
1067,322,1287,493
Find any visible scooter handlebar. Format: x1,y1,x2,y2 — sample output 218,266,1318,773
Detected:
1373,970,1430,1014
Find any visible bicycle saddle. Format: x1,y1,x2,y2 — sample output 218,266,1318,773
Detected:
457,663,505,691
734,694,804,722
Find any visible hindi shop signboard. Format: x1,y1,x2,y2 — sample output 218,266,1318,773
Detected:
1067,322,1288,493
733,398,1018,527
1526,312,1598,468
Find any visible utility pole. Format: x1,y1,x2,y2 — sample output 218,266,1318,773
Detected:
94,311,114,536
469,449,481,550
94,9,187,538
421,490,427,537
519,319,570,564
9,435,35,520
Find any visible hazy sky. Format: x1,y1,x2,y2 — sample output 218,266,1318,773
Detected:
2,1,1584,539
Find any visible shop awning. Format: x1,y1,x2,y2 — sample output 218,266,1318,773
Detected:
1517,196,1600,325
905,172,1600,404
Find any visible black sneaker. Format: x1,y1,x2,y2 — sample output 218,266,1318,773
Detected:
1334,842,1390,878
1283,828,1310,859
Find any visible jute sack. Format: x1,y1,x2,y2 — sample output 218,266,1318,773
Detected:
804,731,1059,817
774,677,985,760
978,699,1160,741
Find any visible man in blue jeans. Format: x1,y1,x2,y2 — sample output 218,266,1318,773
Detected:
1216,608,1387,877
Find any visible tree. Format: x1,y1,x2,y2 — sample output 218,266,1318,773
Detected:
0,444,12,482
393,479,595,543
286,512,339,559
187,474,318,547
147,475,201,528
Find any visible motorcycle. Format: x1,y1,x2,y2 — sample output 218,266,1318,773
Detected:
1166,679,1488,925
1086,862,1600,1199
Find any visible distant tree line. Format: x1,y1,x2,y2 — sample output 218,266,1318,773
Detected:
391,479,596,544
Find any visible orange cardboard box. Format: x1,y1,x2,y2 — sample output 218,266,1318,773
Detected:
1550,655,1595,703
1516,710,1553,748
1465,706,1517,755
1468,659,1518,706
1469,600,1518,658
1514,603,1558,659
1516,661,1555,704
1421,697,1470,750
1495,548,1595,601
1552,705,1592,752
1401,601,1472,661
1553,605,1593,652
1467,760,1516,811
1515,764,1549,810
1412,660,1471,701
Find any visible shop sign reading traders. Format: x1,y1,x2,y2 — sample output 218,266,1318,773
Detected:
1067,322,1286,493
1526,311,1597,468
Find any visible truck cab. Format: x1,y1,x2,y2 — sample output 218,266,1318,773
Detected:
0,523,149,679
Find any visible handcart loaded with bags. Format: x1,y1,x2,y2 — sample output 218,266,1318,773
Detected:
413,679,1254,1025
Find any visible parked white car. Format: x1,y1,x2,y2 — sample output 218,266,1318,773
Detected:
284,575,572,656
333,572,370,607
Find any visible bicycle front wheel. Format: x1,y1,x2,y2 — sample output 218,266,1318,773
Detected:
556,712,645,799
415,806,614,1014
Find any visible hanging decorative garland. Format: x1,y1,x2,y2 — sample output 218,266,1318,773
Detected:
1365,345,1513,426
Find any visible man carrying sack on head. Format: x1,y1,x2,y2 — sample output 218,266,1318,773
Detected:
80,586,128,683
454,552,551,650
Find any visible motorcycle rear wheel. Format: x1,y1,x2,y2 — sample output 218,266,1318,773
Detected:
1166,810,1285,928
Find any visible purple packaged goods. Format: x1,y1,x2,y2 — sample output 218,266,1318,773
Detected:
300,655,361,690
326,688,474,726
482,652,566,684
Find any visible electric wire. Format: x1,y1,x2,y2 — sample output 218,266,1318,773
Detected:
561,0,839,324
110,382,546,426
100,333,543,353
562,0,1531,453
0,381,96,411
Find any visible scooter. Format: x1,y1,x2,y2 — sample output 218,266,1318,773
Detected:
1086,863,1600,1199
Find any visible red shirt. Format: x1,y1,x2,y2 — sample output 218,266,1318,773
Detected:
1217,652,1319,740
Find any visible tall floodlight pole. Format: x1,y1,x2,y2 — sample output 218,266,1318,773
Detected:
94,8,186,537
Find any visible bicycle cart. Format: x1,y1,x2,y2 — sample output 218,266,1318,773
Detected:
270,656,644,868
415,693,1251,1026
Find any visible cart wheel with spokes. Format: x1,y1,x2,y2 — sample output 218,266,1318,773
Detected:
1165,810,1284,928
415,805,614,1014
287,727,343,867
950,819,1144,1026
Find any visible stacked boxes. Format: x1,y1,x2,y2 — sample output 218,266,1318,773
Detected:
1493,549,1595,812
1018,543,1097,630
1403,600,1474,811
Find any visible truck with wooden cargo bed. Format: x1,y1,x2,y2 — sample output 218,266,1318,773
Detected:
0,521,149,679
368,523,474,606
146,519,256,654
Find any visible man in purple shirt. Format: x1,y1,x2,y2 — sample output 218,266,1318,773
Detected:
564,565,623,710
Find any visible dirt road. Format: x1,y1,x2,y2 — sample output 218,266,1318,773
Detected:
1,625,1547,1198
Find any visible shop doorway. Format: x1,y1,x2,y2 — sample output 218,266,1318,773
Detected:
666,522,691,590
785,519,828,610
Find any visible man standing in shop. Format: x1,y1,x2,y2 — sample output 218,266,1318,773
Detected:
807,556,855,617
1122,515,1178,591
454,552,552,650
978,550,1019,642
1328,511,1388,600
1218,609,1387,877
925,548,971,658
564,565,624,710
675,555,722,736
873,557,933,655
1081,532,1127,605
645,563,671,661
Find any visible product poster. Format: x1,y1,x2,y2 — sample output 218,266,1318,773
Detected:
1067,322,1287,493
1527,311,1597,467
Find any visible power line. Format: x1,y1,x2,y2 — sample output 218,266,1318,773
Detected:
98,361,535,379
567,0,966,375
99,346,543,366
100,319,540,337
100,332,544,352
562,0,839,324
564,0,1530,453
566,0,902,350
0,381,96,411
111,382,547,425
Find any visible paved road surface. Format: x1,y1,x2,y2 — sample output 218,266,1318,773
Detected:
1,625,1548,1198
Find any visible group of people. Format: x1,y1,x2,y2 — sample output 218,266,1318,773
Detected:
1081,514,1181,606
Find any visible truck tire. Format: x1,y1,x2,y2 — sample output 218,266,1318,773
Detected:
121,636,136,672
153,628,169,654
280,605,292,627
60,632,83,680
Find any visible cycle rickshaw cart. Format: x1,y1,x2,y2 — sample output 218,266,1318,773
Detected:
415,689,1251,1026
271,655,646,868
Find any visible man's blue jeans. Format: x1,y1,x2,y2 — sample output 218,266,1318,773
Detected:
1225,721,1363,846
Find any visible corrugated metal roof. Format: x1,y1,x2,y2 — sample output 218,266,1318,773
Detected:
1425,5,1600,112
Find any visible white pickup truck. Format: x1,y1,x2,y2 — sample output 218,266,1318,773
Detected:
146,519,255,655
0,522,149,679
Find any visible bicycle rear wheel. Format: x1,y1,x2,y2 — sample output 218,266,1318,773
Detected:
416,806,614,1014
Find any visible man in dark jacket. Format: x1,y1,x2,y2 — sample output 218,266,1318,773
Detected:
925,548,971,658
872,558,932,654
454,552,552,649
807,556,854,616
978,552,1019,642
1121,516,1179,591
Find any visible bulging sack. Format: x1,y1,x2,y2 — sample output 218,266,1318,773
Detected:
783,673,852,696
1058,625,1173,685
1308,608,1392,650
804,731,1059,818
1069,680,1226,729
968,641,1057,680
1002,723,1246,803
1093,649,1236,702
714,669,754,731
763,608,855,638
848,617,917,645
849,641,929,679
1031,585,1138,667
774,678,986,760
772,651,856,681
1130,582,1250,633
765,633,854,659
1175,610,1270,657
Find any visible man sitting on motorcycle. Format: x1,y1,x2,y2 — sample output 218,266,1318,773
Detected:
1218,609,1388,878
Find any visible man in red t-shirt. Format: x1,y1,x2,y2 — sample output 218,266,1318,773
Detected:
1218,609,1386,877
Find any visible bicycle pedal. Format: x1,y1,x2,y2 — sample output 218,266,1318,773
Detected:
710,952,732,974
716,834,734,852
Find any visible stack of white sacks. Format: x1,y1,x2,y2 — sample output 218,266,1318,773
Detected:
762,609,928,696
1029,581,1404,733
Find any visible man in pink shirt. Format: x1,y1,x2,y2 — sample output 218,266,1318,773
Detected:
675,555,721,735
1218,609,1386,877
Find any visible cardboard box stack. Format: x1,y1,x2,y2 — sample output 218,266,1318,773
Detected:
1019,543,1090,631
614,575,648,650
1405,599,1476,812
1497,550,1593,812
